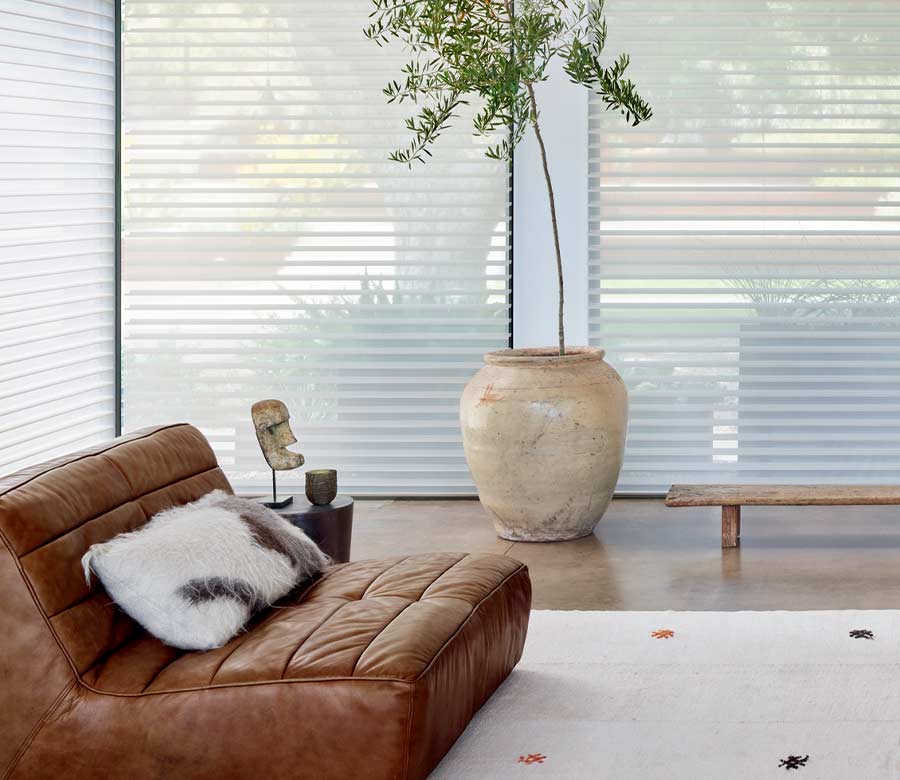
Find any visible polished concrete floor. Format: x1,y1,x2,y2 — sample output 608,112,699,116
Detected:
353,498,900,610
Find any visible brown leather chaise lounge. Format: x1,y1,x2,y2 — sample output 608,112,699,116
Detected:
0,424,531,780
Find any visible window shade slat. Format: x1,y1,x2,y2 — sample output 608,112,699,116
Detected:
121,0,509,496
589,0,900,493
0,0,115,477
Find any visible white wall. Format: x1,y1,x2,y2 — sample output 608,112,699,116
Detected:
512,62,589,349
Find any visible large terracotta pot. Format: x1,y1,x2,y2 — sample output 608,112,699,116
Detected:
459,347,628,541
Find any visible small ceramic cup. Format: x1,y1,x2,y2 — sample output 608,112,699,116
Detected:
305,469,337,506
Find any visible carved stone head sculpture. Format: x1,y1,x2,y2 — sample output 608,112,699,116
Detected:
251,399,305,471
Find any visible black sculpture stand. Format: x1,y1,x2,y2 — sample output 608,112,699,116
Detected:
263,469,294,509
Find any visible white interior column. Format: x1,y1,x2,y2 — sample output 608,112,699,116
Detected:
512,63,589,349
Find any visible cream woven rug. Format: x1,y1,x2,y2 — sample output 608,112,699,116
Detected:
432,610,900,779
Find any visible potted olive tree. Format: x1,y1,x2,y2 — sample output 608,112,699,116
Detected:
366,0,651,540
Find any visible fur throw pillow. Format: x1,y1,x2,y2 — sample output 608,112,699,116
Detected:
82,490,329,651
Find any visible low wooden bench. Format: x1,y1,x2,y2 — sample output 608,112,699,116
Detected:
665,484,900,548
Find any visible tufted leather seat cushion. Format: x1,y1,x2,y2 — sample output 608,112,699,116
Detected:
0,425,531,780
83,553,526,694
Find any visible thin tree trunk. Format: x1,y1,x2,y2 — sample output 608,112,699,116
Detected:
525,82,565,356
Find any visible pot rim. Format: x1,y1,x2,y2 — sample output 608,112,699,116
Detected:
483,346,605,366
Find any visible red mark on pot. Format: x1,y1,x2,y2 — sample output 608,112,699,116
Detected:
480,383,502,404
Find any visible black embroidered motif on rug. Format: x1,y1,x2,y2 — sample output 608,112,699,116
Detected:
778,755,809,770
849,629,874,640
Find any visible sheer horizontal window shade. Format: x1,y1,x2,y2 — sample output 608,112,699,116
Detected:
0,0,116,476
589,0,900,492
121,1,510,495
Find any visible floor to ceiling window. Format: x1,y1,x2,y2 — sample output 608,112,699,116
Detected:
0,0,117,475
10,0,899,497
120,0,510,495
589,0,900,492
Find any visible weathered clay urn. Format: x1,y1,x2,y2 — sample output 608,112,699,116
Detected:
460,347,628,541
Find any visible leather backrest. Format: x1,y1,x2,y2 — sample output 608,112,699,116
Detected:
0,424,232,677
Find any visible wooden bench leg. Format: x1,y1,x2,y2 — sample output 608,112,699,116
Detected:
722,505,740,548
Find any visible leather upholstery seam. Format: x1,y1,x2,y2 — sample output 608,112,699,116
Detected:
18,464,222,559
45,587,106,620
267,555,414,680
0,527,81,680
1,679,76,780
417,554,469,601
80,674,417,699
413,563,529,682
198,631,250,689
401,679,415,780
277,598,357,681
138,654,181,694
349,554,468,676
0,424,187,499
100,451,135,493
359,555,412,599
349,600,418,677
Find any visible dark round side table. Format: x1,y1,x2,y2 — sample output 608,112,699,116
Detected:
259,494,353,563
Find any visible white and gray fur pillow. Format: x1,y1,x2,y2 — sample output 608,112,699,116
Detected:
82,490,329,651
